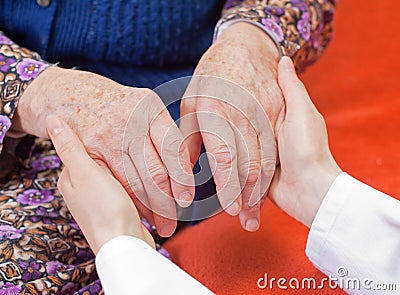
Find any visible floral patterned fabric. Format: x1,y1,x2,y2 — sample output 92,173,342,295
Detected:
0,33,50,154
0,1,335,293
0,137,168,294
216,0,336,71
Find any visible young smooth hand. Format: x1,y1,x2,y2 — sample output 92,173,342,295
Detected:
46,115,155,254
269,57,342,228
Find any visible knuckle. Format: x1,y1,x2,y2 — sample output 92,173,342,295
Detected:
214,145,236,167
141,88,160,101
179,161,194,176
236,115,252,130
57,137,76,159
148,165,169,185
162,135,183,156
243,161,261,185
198,97,224,112
122,177,144,198
261,158,276,174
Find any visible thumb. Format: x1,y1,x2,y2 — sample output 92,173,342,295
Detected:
278,57,317,116
46,115,95,173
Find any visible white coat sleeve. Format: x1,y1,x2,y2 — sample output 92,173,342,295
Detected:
96,235,214,295
306,172,400,294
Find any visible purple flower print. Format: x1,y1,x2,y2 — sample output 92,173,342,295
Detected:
70,222,81,231
0,55,15,72
0,225,23,240
157,246,171,259
46,261,66,275
17,189,54,205
76,248,95,261
0,282,22,295
30,206,58,224
20,261,41,281
261,18,284,42
0,115,11,144
224,0,236,9
0,35,13,45
265,6,284,17
15,58,49,81
31,155,61,171
297,13,311,40
312,33,322,48
61,282,76,294
292,0,308,12
79,280,102,293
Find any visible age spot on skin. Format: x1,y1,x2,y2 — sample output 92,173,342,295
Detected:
95,89,104,97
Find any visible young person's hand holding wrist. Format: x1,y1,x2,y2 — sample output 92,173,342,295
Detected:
46,115,155,254
269,57,342,228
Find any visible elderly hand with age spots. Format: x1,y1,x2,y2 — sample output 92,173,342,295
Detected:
13,67,195,237
180,23,283,231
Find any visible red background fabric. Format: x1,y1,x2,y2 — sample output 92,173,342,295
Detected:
164,1,400,293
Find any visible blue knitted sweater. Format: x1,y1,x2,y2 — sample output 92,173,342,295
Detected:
0,0,223,88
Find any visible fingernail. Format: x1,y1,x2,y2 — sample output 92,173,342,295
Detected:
46,115,64,138
179,191,193,203
245,219,260,232
226,200,241,216
281,56,295,73
160,225,175,237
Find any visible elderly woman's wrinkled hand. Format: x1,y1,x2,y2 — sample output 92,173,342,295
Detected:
180,22,284,231
15,67,195,237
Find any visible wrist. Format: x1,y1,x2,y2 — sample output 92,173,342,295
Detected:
13,66,63,137
221,22,280,61
219,22,284,133
299,163,342,227
91,218,148,255
13,67,126,140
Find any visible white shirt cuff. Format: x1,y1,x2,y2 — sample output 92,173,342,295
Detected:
96,235,214,295
306,172,400,294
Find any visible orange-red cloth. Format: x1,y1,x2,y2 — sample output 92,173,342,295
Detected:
164,1,400,294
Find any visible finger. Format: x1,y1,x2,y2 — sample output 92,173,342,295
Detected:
253,124,277,207
130,135,177,237
233,114,262,231
278,57,316,115
46,115,96,175
239,202,261,232
121,155,156,226
180,97,203,165
150,108,195,207
197,108,242,216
